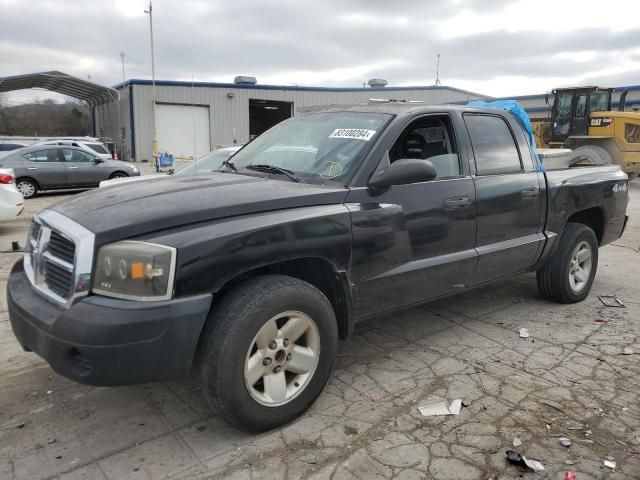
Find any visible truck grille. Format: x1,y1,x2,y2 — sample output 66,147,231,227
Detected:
24,210,95,309
28,224,76,301
48,231,76,264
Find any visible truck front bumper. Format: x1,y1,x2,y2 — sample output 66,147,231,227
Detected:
7,259,212,386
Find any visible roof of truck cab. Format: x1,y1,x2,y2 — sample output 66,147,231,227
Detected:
298,103,500,117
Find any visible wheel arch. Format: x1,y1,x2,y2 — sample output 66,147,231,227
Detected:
109,170,128,179
16,176,40,188
203,256,353,342
566,207,605,245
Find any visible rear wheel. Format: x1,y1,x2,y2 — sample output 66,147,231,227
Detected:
572,145,613,166
537,223,598,303
198,275,338,432
16,178,37,199
109,171,128,179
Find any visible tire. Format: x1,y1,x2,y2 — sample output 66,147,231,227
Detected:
572,145,613,166
109,171,128,179
198,275,338,432
16,178,38,199
537,223,598,303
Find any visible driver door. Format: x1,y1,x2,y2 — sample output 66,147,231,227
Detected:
347,114,477,318
61,148,104,186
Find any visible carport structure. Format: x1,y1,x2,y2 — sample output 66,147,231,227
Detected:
0,71,121,152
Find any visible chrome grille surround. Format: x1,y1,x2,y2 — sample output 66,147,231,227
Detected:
24,209,95,309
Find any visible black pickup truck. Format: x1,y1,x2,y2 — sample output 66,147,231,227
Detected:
8,105,629,432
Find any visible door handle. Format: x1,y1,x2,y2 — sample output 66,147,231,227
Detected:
444,196,471,209
68,166,79,169
521,187,540,199
27,167,38,170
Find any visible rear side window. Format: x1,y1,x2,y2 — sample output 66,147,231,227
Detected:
23,149,60,162
464,115,522,175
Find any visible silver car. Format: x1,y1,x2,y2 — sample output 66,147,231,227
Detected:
0,145,140,198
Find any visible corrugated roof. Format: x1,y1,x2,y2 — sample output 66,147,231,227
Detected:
0,71,119,107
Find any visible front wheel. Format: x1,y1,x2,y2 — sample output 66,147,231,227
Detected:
198,275,338,432
537,223,598,303
109,172,128,179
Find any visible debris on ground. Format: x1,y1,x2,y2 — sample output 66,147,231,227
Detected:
594,318,608,323
462,399,472,408
564,472,576,480
541,399,565,412
603,457,616,469
418,399,462,416
512,437,522,447
559,437,572,447
299,453,318,464
519,328,530,338
598,295,625,308
505,450,545,472
622,347,634,355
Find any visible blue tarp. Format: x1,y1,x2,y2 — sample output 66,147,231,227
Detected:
466,99,543,170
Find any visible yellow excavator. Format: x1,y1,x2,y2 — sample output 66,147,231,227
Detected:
532,86,640,176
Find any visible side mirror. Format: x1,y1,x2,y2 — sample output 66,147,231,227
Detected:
369,159,437,190
94,158,104,164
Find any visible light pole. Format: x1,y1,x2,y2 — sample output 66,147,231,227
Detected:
144,1,158,158
435,53,442,86
119,51,125,82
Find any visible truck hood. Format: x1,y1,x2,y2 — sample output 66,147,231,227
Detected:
50,173,348,244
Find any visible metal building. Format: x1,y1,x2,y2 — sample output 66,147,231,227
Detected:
94,79,489,162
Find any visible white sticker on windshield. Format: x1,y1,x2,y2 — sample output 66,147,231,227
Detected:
329,128,376,141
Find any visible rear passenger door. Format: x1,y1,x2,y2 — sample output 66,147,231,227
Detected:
464,113,544,284
21,149,67,188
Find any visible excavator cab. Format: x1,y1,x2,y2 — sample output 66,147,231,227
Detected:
549,87,613,144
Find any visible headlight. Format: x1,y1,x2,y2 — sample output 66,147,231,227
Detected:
92,241,176,301
127,165,139,172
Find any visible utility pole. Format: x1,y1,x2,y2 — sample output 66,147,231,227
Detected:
144,1,158,158
119,51,126,82
435,53,441,86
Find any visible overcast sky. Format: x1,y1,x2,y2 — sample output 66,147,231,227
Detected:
1,0,639,102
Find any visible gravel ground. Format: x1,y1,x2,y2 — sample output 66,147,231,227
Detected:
0,175,638,480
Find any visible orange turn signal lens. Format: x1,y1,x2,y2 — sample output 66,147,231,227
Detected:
131,262,144,279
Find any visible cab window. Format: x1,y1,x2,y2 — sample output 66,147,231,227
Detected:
464,114,522,175
389,115,461,179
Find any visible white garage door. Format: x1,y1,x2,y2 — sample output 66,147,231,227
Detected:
156,104,210,160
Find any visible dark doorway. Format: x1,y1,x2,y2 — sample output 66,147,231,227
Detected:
249,99,293,139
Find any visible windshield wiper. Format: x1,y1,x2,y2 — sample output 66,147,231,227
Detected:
245,164,305,183
221,158,237,173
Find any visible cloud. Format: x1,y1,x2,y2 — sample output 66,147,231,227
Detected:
0,0,638,100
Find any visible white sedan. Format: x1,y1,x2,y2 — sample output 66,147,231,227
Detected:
100,146,242,188
0,168,24,221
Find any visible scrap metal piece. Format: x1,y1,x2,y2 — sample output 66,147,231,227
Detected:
598,295,625,308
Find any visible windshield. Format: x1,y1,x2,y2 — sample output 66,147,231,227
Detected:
176,149,238,176
227,112,390,184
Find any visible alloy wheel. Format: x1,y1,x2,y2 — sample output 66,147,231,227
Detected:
244,311,320,407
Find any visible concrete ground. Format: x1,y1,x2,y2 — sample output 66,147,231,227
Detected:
0,178,638,480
